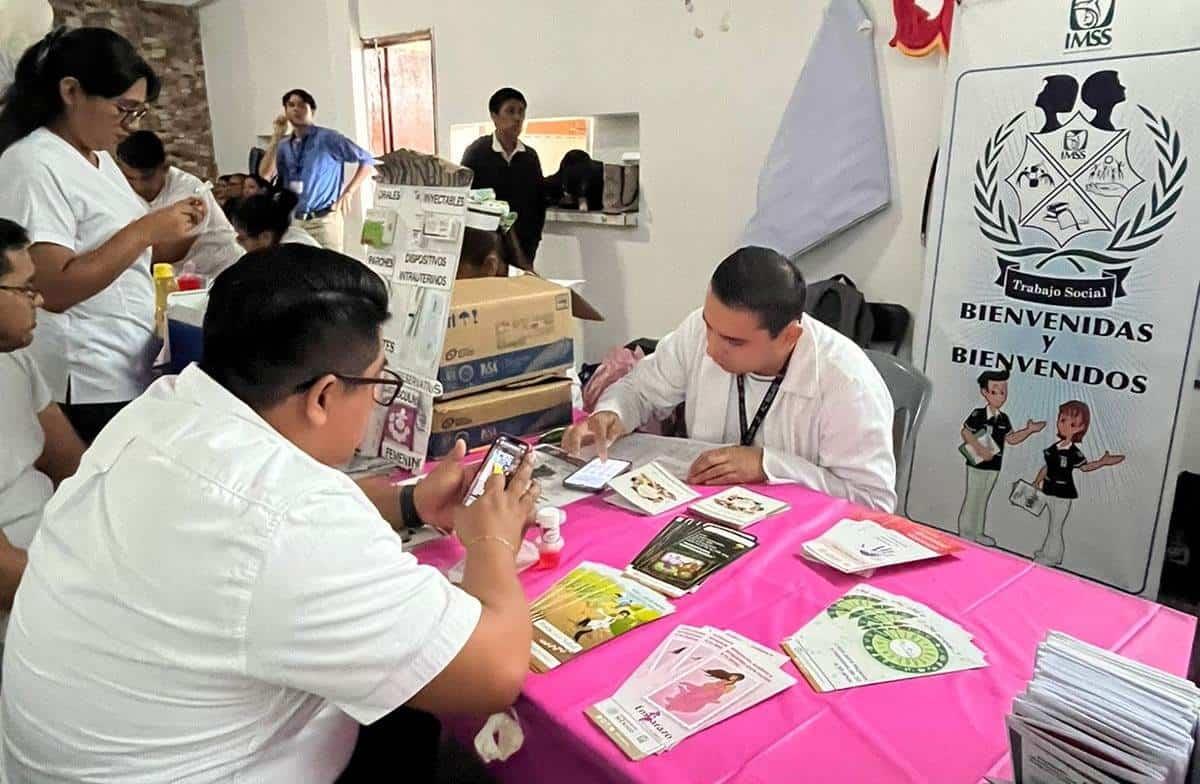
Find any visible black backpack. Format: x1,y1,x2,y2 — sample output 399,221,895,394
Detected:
805,274,875,347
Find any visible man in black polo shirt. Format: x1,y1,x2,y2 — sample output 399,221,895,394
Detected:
461,88,546,265
957,369,1045,545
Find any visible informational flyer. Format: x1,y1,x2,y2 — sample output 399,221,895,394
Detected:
357,184,468,472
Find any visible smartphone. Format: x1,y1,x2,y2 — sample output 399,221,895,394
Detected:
563,457,633,492
463,435,530,506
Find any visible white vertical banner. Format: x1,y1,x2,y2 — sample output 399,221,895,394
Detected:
909,0,1200,595
358,185,468,472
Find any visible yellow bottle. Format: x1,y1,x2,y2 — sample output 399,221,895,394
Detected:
153,263,178,337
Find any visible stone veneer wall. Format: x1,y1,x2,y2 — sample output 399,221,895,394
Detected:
50,0,217,179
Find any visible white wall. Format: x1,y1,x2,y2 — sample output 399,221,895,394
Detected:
200,0,1197,476
360,0,944,366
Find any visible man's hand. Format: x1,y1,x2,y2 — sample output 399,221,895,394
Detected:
562,411,626,460
454,453,540,547
333,196,350,215
1026,419,1047,433
272,113,289,140
413,440,479,531
687,446,766,486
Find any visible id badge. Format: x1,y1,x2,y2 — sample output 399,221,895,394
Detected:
288,180,304,194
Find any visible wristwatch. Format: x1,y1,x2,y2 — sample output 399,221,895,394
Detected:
399,484,426,531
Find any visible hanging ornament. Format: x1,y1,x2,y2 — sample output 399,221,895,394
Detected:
889,0,954,57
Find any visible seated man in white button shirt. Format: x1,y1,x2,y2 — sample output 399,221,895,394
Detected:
0,219,86,622
564,247,897,512
2,245,540,783
116,130,244,278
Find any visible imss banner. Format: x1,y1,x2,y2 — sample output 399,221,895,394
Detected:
908,0,1200,594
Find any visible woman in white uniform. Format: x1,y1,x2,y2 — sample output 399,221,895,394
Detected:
0,27,206,443
230,190,321,252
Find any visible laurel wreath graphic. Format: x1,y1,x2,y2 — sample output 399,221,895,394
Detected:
974,107,1187,271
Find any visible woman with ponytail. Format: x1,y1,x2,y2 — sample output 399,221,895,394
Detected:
230,188,320,251
0,27,207,442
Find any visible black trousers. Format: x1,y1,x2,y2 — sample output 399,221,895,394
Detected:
336,708,441,783
60,401,129,444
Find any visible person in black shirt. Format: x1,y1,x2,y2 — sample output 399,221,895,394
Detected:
461,88,546,266
957,370,1045,545
1032,400,1124,566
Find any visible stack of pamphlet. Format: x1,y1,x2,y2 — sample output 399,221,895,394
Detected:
623,516,758,598
529,562,675,673
800,517,962,575
781,585,987,691
586,624,796,760
688,486,790,528
1004,631,1200,784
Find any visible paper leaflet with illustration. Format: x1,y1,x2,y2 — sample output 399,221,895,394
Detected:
624,516,758,598
605,461,701,517
800,516,961,575
529,562,675,673
689,486,790,528
586,624,796,760
781,584,986,692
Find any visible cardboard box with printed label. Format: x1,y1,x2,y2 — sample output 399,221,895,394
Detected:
436,276,574,398
427,378,572,457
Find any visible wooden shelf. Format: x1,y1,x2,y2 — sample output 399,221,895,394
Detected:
545,208,639,227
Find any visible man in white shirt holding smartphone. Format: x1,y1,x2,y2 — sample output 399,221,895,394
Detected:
3,245,541,783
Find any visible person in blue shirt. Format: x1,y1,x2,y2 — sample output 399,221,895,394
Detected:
259,88,375,253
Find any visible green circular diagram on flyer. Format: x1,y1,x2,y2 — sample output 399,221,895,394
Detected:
826,596,883,618
862,627,949,673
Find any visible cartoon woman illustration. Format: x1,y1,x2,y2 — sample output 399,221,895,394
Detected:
661,669,745,716
1032,401,1125,566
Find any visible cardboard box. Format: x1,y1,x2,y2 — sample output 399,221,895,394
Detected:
438,276,574,398
427,378,572,457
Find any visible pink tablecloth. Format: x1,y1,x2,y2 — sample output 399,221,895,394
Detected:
416,483,1196,784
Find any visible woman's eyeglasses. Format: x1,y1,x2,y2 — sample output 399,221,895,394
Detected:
111,98,149,126
0,284,39,301
294,368,404,407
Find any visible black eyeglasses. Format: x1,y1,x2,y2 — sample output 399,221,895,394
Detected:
0,284,39,301
294,368,404,407
111,98,149,126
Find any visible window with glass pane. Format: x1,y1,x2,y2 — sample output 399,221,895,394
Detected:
363,32,436,155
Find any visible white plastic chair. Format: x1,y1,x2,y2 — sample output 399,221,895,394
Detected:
866,350,932,510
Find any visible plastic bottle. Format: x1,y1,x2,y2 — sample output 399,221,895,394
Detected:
535,507,566,570
153,263,178,337
176,260,204,292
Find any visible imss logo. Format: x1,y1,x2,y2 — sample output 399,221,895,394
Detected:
1065,0,1115,51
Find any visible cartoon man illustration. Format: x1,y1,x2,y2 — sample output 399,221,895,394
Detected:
1035,74,1079,133
958,369,1046,545
1030,400,1125,566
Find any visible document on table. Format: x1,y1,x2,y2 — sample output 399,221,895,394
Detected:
580,433,727,480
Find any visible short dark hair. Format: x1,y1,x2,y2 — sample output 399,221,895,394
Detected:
282,88,316,111
488,87,526,115
116,129,166,170
200,245,389,409
0,218,29,277
709,246,806,337
977,369,1010,388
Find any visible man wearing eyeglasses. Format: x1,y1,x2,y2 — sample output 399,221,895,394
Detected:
2,244,541,783
0,218,86,635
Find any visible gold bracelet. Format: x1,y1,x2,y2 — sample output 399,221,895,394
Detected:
462,534,518,556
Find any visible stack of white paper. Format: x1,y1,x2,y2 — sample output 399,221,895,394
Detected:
781,585,987,692
1006,631,1200,784
800,518,962,575
586,625,796,760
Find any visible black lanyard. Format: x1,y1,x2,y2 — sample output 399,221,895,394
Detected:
289,131,315,178
737,366,787,447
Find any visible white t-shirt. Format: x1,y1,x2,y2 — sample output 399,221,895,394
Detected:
0,349,52,549
281,224,322,247
2,365,482,783
146,167,243,278
0,128,156,404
